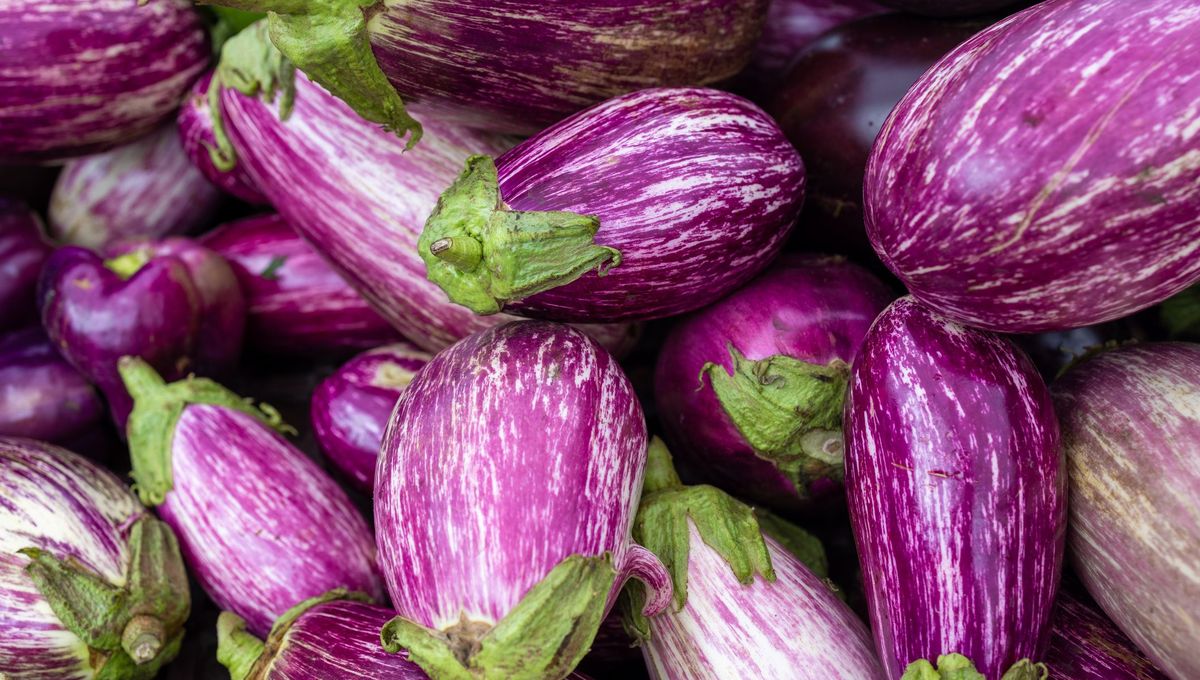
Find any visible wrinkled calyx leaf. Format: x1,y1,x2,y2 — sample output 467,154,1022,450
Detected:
901,654,1047,680
380,554,617,680
119,356,295,506
419,155,621,315
21,515,190,678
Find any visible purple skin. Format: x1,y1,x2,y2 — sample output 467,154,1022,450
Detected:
878,0,1023,16
200,213,403,358
48,124,223,251
844,297,1066,678
0,327,102,443
311,343,432,492
1044,590,1168,680
0,0,209,164
1053,343,1200,680
865,0,1200,333
177,73,267,204
654,254,893,513
0,197,51,332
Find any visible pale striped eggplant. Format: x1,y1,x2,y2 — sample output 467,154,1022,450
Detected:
200,214,402,358
311,343,432,492
420,88,805,322
0,0,209,163
844,297,1066,679
1045,590,1168,680
48,125,223,250
1053,342,1200,680
375,321,671,680
878,0,1024,15
178,73,267,204
0,437,190,678
629,438,885,679
0,197,51,332
0,327,102,443
119,358,385,637
865,0,1200,333
654,255,892,513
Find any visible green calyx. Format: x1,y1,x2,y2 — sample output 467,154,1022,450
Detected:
21,515,190,678
119,356,295,506
104,249,152,280
753,508,827,579
418,155,621,315
901,654,1048,680
1161,284,1200,339
701,345,850,499
380,553,617,680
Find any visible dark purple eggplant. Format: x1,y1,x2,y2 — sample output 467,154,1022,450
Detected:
0,327,102,443
0,197,51,332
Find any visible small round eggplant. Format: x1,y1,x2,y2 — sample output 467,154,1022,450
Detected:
0,197,51,332
0,327,102,442
178,73,267,204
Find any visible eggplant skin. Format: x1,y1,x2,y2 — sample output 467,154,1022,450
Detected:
177,73,267,204
0,327,103,443
265,600,426,679
1044,590,1168,679
0,0,209,164
865,0,1200,332
844,296,1065,679
1053,342,1200,680
0,198,51,333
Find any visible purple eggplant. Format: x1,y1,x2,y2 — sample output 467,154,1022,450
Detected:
878,0,1023,16
655,254,892,513
375,321,671,679
628,438,885,679
119,358,385,638
866,0,1200,333
177,73,267,204
0,0,209,164
0,197,51,332
420,88,805,322
844,296,1065,679
0,327,102,442
1053,342,1200,680
201,214,402,358
0,436,190,677
47,124,223,250
311,343,431,492
1045,590,1168,680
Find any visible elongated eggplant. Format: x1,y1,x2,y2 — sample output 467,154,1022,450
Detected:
1053,342,1200,680
866,0,1200,332
420,88,805,322
0,0,209,163
119,358,384,637
178,73,267,204
655,255,892,513
1044,590,1168,679
844,297,1065,679
0,436,190,677
0,327,102,442
375,321,671,679
0,197,51,332
48,125,223,250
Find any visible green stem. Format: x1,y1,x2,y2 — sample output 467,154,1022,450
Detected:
216,612,265,680
901,654,1048,680
104,249,152,280
642,437,683,494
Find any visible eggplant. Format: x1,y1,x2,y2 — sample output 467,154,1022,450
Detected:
654,254,892,513
0,0,209,163
48,125,223,250
0,436,190,677
0,327,102,442
311,343,432,492
628,438,885,679
1044,590,1168,679
200,214,402,358
420,88,805,322
375,321,671,679
119,358,385,637
844,296,1065,679
0,197,51,332
1053,342,1200,680
865,0,1200,333
878,0,1023,16
178,73,267,204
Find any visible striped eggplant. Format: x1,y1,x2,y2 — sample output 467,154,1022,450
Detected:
628,438,885,679
0,197,51,332
878,0,1024,16
1053,342,1200,680
200,214,402,358
375,321,671,680
1044,590,1168,680
178,73,267,204
865,0,1200,333
0,327,102,443
119,358,385,638
311,343,432,492
654,254,892,513
0,436,190,677
48,124,223,250
844,296,1066,679
420,88,805,322
0,0,209,164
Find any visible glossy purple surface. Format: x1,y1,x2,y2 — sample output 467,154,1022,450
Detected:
654,255,892,512
311,343,431,492
0,197,51,332
865,0,1200,332
177,73,266,204
844,297,1066,678
1045,590,1167,680
0,327,102,443
0,0,209,163
265,599,427,679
